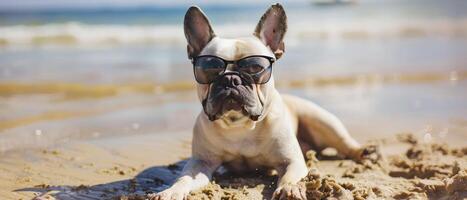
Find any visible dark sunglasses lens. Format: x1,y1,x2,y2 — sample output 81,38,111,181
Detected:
194,57,225,83
237,57,270,74
237,56,272,84
255,67,272,84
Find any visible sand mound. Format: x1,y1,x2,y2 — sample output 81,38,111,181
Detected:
113,134,466,200
182,134,466,200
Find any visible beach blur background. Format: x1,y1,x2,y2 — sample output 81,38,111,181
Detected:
1,0,466,153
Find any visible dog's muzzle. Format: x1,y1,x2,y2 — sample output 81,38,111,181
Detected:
203,72,262,121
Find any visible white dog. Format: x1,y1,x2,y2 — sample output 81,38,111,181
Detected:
152,4,371,200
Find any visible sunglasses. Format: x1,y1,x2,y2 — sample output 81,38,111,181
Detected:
192,55,275,84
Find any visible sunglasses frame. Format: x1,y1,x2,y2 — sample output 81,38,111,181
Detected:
191,55,275,84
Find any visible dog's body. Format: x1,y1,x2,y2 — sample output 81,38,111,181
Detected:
152,4,366,200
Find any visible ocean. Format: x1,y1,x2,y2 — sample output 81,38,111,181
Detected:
1,0,467,83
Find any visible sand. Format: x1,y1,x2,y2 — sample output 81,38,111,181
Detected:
2,132,465,200
181,133,466,200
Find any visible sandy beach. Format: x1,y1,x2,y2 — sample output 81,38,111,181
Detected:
0,75,466,199
1,128,465,199
0,68,466,200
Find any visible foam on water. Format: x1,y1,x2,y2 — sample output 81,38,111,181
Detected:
1,19,466,47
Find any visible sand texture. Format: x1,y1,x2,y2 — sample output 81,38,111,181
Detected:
181,134,466,200
1,133,465,200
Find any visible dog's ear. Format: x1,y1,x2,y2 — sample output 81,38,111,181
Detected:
184,6,216,59
254,4,287,59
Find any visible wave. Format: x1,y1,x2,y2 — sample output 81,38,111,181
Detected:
1,19,467,47
0,22,186,46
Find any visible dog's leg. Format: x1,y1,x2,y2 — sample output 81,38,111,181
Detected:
272,158,308,200
150,158,220,200
268,130,309,200
300,108,363,159
283,95,364,159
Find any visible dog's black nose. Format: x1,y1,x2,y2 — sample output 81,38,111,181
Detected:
220,73,242,87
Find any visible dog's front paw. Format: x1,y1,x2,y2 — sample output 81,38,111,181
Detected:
272,183,306,200
148,188,188,200
353,144,382,163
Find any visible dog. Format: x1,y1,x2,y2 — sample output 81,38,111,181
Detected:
151,4,373,200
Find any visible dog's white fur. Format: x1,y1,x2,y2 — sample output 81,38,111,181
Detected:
152,4,363,200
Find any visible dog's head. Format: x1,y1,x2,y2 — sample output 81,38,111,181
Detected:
184,4,287,128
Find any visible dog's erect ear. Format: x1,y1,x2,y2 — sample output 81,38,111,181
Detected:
254,4,287,59
184,6,216,59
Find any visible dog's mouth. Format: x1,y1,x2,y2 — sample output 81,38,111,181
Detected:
203,87,262,122
223,97,243,112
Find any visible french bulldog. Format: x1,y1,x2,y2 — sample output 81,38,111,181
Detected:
152,3,371,200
